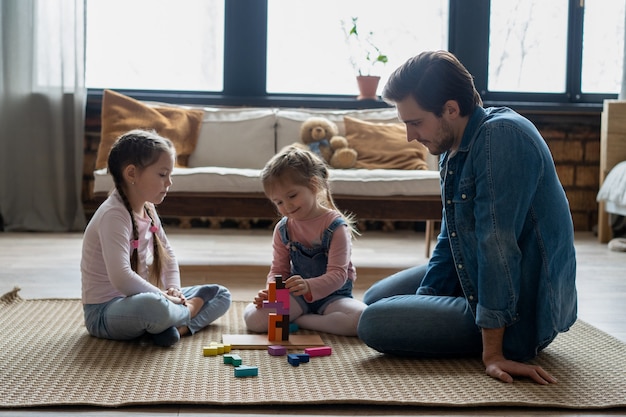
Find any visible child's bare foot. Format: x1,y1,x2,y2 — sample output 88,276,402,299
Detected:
177,325,190,336
186,296,204,318
177,297,204,336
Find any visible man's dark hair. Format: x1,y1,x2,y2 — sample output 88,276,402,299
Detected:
382,50,482,117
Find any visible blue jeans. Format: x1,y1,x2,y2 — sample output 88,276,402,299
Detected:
83,284,231,340
357,265,483,358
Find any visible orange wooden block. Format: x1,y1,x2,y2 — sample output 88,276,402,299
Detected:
268,313,279,341
268,281,276,302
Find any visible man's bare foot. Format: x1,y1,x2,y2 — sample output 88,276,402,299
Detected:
177,297,204,337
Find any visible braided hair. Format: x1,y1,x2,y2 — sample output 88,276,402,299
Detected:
261,145,359,238
107,129,174,286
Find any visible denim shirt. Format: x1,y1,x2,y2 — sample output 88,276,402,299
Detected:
418,107,577,351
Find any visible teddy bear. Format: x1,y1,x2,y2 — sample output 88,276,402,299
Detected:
297,117,358,169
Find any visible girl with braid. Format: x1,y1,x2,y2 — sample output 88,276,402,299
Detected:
81,129,231,347
243,145,366,336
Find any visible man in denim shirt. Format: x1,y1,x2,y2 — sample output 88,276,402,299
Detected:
357,51,577,385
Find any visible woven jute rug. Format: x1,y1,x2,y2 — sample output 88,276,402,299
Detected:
1,287,625,409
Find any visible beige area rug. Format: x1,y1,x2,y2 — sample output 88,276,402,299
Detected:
1,287,626,410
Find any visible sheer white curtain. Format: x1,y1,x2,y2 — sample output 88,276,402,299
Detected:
0,0,86,231
622,8,626,99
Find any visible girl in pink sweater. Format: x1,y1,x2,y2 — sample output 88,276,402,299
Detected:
81,130,231,347
243,146,366,336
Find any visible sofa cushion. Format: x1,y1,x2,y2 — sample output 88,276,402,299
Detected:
275,108,400,151
188,107,277,169
343,116,429,170
328,168,440,196
96,89,204,169
92,167,441,197
93,167,265,194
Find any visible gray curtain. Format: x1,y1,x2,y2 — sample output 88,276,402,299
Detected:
0,0,86,232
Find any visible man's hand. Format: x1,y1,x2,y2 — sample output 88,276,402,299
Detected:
482,327,557,385
483,355,557,385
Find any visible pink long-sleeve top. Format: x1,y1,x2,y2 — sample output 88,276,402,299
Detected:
81,190,180,305
267,210,356,302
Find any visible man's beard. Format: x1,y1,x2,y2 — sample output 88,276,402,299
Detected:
429,118,456,155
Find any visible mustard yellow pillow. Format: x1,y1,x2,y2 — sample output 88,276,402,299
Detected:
95,89,204,169
344,116,429,170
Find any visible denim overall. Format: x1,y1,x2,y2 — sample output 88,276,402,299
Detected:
277,216,353,314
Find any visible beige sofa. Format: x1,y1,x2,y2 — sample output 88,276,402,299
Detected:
92,91,442,254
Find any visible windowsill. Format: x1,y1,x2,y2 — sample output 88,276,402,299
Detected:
86,90,392,110
86,89,604,114
485,100,603,115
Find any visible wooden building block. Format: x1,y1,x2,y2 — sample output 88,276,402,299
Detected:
304,346,332,357
287,354,300,367
234,365,258,377
268,345,287,356
296,353,310,363
223,354,242,366
202,346,219,356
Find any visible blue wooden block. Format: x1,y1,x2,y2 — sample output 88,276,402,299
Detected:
287,353,300,367
234,365,258,377
296,353,310,363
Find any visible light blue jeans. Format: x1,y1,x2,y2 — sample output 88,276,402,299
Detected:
357,265,483,358
83,284,231,341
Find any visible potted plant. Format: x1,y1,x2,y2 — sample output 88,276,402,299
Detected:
342,17,388,100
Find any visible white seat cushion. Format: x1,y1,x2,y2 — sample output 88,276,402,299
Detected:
93,167,441,197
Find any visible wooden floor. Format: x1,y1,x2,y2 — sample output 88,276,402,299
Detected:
1,227,625,416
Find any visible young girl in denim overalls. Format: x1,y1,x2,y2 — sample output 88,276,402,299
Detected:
243,145,366,336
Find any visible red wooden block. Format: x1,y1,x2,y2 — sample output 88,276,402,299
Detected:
304,346,332,357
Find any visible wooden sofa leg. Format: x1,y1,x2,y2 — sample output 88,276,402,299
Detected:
208,218,224,229
425,220,434,258
179,217,192,229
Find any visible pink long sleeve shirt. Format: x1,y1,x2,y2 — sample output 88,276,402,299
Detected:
267,211,356,302
81,190,180,305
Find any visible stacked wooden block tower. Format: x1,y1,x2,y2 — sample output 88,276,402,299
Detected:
263,275,290,342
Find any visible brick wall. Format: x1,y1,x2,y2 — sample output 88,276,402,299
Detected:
522,112,601,231
82,105,602,231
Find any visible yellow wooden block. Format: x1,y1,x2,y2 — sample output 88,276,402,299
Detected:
223,343,232,353
202,346,219,356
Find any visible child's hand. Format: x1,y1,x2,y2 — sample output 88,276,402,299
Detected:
253,289,268,309
165,287,187,306
285,275,310,297
164,292,186,305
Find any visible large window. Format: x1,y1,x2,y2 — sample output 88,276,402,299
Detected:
581,0,625,94
488,1,569,93
85,0,224,91
85,0,624,109
266,0,448,95
486,0,624,98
